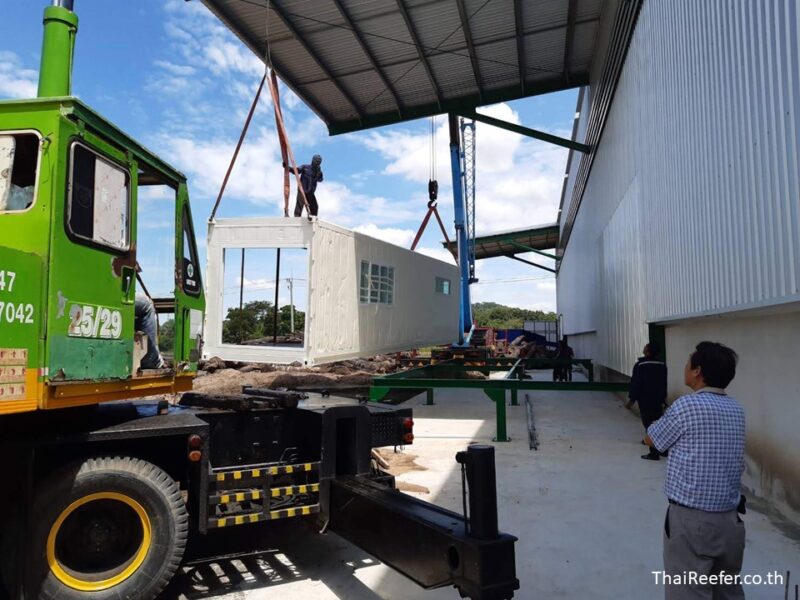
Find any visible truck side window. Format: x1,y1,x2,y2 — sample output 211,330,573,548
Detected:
182,204,201,296
67,142,130,251
0,133,39,212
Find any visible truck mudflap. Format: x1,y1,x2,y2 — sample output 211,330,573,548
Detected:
327,446,519,600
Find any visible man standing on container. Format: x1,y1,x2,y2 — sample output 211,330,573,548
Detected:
287,154,323,217
646,342,746,600
625,341,668,460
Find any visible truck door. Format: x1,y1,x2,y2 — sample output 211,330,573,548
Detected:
47,136,136,382
173,184,204,374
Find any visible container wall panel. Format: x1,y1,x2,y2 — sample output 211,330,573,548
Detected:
308,223,460,362
558,0,800,375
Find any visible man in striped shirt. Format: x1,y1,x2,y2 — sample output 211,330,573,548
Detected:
646,342,746,600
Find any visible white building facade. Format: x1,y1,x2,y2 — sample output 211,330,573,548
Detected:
557,0,800,521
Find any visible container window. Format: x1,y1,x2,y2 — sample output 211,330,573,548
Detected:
436,276,451,295
0,133,39,212
67,142,130,251
360,261,394,305
359,261,369,303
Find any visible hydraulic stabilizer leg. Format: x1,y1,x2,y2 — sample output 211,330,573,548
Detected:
328,444,519,600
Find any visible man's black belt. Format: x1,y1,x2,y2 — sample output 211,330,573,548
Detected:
669,496,747,514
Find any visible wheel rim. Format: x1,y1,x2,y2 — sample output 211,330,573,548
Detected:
46,492,152,591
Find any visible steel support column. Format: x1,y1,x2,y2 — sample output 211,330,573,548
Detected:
449,113,472,344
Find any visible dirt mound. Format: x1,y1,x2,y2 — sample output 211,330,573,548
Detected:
337,371,374,386
193,353,407,395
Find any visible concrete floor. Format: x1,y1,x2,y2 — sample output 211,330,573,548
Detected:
170,375,800,600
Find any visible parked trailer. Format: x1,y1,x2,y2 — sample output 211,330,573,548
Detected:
0,2,518,598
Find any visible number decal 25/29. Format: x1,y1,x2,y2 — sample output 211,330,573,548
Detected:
0,301,34,325
68,304,123,339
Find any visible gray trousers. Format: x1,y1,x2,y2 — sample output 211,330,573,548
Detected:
663,503,745,600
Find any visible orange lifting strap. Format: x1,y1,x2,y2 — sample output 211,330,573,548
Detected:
268,69,311,219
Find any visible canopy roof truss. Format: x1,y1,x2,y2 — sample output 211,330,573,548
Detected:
201,0,604,135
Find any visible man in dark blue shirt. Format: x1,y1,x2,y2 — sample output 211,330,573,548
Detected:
290,154,323,217
626,341,668,460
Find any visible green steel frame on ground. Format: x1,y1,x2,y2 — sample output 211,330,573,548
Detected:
370,359,630,442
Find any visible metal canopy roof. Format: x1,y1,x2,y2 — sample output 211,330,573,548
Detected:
201,0,604,135
443,223,559,260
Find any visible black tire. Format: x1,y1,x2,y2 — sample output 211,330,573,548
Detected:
25,456,188,600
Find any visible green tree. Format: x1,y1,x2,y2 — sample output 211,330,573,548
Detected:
472,302,557,329
222,301,265,343
221,300,306,343
279,304,305,334
159,318,175,353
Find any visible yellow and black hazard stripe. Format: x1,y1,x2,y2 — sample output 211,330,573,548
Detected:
270,482,320,497
209,504,320,529
213,462,319,483
209,489,263,505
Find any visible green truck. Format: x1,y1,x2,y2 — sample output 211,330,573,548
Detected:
0,3,518,599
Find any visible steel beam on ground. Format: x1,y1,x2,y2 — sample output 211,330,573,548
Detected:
370,361,625,441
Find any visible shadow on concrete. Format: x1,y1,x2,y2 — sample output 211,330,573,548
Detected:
164,521,386,600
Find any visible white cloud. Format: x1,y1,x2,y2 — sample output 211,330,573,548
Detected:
153,60,197,77
415,245,458,265
353,224,415,248
241,277,276,291
357,102,570,237
536,280,557,292
0,52,38,99
156,127,284,210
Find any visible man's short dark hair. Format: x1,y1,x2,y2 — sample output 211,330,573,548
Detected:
690,342,738,388
647,341,661,356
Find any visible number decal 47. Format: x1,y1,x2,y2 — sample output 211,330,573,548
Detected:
68,304,123,339
0,270,16,293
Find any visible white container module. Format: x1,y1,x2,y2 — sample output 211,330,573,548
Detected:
204,218,460,365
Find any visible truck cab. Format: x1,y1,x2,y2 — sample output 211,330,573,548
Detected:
0,98,205,413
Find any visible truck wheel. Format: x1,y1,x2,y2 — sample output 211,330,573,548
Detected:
26,456,188,600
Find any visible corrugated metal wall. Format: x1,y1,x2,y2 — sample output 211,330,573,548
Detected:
557,0,800,375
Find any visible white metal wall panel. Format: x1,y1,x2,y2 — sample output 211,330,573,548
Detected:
598,177,647,373
305,222,360,361
558,0,800,374
308,222,460,363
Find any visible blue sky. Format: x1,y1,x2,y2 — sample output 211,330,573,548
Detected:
1,0,577,313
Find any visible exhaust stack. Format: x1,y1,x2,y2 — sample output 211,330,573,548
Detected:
37,0,78,98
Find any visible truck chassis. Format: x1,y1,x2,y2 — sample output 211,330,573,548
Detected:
0,390,518,600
